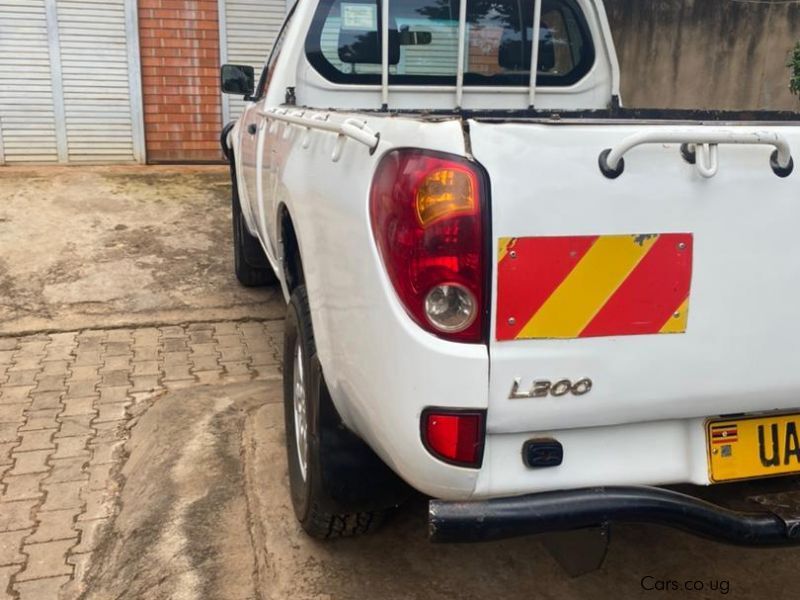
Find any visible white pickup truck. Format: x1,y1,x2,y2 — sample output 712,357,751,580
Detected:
220,0,800,561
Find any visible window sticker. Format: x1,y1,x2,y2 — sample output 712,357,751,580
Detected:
341,3,378,31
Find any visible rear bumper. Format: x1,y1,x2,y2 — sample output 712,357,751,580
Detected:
429,485,800,546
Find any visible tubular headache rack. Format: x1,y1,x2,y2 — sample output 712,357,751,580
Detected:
380,0,545,109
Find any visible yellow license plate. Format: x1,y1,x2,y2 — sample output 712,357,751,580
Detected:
708,413,800,482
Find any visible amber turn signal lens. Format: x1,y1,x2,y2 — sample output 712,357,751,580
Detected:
415,168,476,227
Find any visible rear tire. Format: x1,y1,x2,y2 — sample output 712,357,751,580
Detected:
284,285,407,538
229,157,277,287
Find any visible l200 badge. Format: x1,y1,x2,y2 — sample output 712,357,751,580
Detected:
509,377,592,399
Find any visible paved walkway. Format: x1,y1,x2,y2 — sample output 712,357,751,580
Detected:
0,320,282,599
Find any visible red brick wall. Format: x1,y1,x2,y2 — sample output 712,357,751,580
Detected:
139,0,223,163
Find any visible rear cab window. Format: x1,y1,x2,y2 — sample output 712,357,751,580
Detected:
305,0,595,87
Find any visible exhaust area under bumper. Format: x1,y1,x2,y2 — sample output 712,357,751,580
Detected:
429,485,800,546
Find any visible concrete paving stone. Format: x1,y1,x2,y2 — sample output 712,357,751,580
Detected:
213,322,240,337
89,440,124,466
0,565,22,600
222,361,251,377
76,331,106,341
47,457,88,484
52,436,90,460
103,342,131,358
97,386,130,405
87,463,113,492
65,380,98,399
252,366,282,381
249,351,279,366
7,357,43,372
93,403,128,424
63,551,90,597
190,355,221,372
28,392,62,412
162,351,189,366
0,425,19,445
0,444,17,466
0,500,36,531
40,361,70,377
188,342,218,357
1,473,46,501
188,330,214,344
27,509,80,543
72,350,102,367
215,333,243,348
41,482,83,511
3,371,38,388
77,490,111,521
0,340,18,352
15,340,48,356
72,518,108,554
74,338,102,352
0,529,28,565
99,355,130,372
129,375,160,393
35,375,66,393
219,347,247,362
99,370,129,388
0,366,7,386
60,398,96,417
19,409,59,432
159,325,185,339
162,365,194,383
0,353,13,366
9,451,50,476
0,386,34,405
15,540,75,581
68,366,99,381
193,371,223,386
54,415,93,439
14,430,55,453
132,327,160,342
105,330,133,343
163,338,187,352
42,346,75,362
186,322,214,331
131,360,159,377
0,404,27,425
131,346,159,363
14,575,70,600
47,333,78,347
264,319,284,332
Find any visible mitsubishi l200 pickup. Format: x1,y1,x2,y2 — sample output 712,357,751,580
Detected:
219,0,800,567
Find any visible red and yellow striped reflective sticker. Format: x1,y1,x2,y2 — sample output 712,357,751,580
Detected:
496,234,693,340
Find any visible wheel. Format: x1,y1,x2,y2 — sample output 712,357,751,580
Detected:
283,285,408,538
229,159,277,287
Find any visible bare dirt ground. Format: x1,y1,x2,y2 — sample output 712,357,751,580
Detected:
0,166,282,335
2,166,800,600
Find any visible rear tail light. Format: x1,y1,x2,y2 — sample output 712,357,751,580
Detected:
370,149,487,343
422,409,485,468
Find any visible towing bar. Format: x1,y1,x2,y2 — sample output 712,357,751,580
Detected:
429,486,800,546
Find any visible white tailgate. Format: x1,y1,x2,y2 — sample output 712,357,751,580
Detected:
469,120,800,434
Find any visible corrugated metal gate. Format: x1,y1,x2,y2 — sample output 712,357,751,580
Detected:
0,0,144,164
218,0,287,124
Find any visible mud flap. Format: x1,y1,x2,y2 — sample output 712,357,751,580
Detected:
539,524,610,577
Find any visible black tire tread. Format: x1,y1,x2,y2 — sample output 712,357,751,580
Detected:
286,286,384,540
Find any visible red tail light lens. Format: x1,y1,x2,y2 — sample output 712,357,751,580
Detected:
422,409,485,468
370,149,487,343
